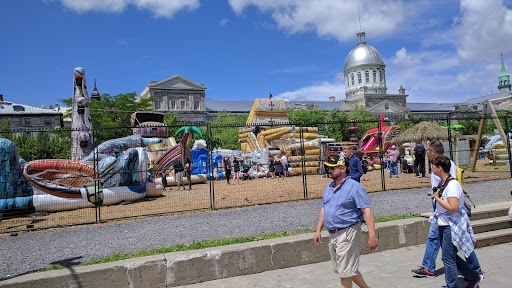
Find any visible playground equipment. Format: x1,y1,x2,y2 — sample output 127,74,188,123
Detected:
239,98,319,154
155,128,201,173
131,111,168,138
282,138,322,175
0,137,162,212
358,115,401,157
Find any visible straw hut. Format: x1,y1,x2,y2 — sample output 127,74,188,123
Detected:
395,122,463,166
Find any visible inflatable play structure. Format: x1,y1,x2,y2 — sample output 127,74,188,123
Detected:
325,115,400,172
0,136,163,212
153,126,212,186
484,130,512,161
358,115,401,157
237,98,327,175
282,138,322,175
239,98,320,153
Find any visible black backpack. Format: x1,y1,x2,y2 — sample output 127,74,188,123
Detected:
415,146,425,158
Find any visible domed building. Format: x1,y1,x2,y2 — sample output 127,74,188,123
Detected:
343,31,408,119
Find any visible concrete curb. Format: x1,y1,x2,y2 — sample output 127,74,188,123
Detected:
0,217,431,287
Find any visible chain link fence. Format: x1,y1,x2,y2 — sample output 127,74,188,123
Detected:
1,114,511,234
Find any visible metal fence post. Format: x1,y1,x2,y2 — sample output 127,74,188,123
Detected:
378,119,385,191
207,122,215,210
447,113,454,160
300,124,308,199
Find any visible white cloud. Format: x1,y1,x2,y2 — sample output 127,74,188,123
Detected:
392,47,421,69
276,81,345,101
385,49,463,102
455,0,512,62
117,39,129,45
51,0,200,18
228,0,411,42
219,18,229,27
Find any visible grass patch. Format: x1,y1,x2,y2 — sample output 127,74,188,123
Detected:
36,213,419,273
375,213,420,222
484,162,507,166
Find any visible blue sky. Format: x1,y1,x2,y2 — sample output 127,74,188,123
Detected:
1,0,512,108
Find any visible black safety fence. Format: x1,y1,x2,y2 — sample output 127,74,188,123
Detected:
1,113,511,234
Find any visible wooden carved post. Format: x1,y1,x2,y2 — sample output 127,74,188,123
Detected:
71,67,93,160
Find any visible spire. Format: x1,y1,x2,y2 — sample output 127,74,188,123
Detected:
500,52,507,76
498,53,511,92
91,78,101,101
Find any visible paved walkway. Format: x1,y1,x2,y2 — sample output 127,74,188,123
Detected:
182,242,511,288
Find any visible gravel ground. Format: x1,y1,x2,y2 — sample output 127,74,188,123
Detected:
1,178,511,281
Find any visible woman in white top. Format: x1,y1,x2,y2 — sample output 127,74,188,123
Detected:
431,156,482,288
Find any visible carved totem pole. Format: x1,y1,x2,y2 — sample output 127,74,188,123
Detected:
71,67,93,160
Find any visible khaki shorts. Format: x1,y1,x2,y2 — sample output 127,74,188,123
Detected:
328,222,362,277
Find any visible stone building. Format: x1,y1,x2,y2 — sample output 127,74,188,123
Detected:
0,94,63,134
138,75,207,122
343,31,408,119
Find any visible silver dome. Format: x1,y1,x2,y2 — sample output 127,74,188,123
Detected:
344,44,385,71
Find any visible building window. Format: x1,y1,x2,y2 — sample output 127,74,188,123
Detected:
194,101,200,110
379,71,383,83
44,118,51,125
365,71,370,83
357,72,362,84
181,101,185,110
24,117,31,125
351,74,354,85
171,100,176,110
373,71,377,82
154,101,161,110
25,132,31,137
14,105,25,112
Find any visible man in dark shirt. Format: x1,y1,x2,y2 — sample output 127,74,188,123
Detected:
343,146,363,182
413,142,426,178
172,159,185,191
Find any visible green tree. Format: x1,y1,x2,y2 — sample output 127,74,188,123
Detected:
482,110,511,135
457,115,481,135
208,110,247,150
13,131,71,161
0,118,12,140
60,92,153,144
287,104,327,126
324,109,350,141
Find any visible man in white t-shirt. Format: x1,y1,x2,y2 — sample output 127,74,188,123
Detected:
412,141,482,278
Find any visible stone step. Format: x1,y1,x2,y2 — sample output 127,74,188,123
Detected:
420,201,512,221
475,227,512,248
468,206,510,221
471,216,512,234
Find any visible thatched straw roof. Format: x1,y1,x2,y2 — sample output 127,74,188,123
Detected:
395,122,462,145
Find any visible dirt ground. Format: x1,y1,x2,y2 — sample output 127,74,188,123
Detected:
1,159,509,236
